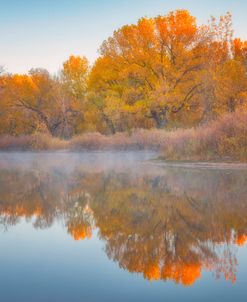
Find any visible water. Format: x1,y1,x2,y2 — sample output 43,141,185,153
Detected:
0,151,247,302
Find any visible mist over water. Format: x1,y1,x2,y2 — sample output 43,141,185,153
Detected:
0,151,247,302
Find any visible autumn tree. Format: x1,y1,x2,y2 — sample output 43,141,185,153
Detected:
201,13,247,119
1,68,88,138
62,55,89,100
60,55,96,133
233,38,247,69
0,73,37,135
89,10,213,131
215,60,247,113
3,70,59,136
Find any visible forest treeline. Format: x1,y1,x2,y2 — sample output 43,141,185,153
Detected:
0,10,246,139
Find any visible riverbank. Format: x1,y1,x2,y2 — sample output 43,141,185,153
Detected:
149,160,247,170
159,112,247,162
0,112,246,162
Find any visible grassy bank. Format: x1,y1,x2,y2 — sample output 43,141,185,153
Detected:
0,112,246,162
160,112,247,162
0,130,166,151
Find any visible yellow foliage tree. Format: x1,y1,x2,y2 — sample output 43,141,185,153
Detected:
89,10,212,131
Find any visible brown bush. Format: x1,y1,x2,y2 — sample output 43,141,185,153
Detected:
0,134,68,151
160,112,247,161
0,135,32,151
69,129,168,151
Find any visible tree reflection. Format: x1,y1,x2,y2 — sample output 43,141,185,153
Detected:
0,161,247,286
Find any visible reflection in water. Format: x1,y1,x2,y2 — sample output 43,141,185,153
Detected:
0,152,247,287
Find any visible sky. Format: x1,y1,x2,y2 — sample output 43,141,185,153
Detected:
0,0,246,74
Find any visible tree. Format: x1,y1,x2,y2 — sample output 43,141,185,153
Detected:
215,60,247,113
6,70,62,136
61,55,89,100
2,68,85,138
61,55,94,133
89,10,212,131
233,38,247,70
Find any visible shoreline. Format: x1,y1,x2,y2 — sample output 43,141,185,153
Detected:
150,159,247,170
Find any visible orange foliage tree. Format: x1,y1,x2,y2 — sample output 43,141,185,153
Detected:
89,10,247,132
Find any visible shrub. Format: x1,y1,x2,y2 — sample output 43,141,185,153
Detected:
160,112,247,161
0,134,68,151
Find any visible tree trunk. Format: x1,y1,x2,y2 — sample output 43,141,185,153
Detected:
151,110,168,129
228,97,235,113
102,113,116,134
36,111,62,137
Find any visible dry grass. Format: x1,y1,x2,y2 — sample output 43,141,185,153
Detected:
0,131,163,151
0,112,246,161
0,135,32,151
160,112,247,161
69,130,165,151
0,134,68,151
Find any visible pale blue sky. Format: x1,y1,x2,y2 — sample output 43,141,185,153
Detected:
0,0,246,74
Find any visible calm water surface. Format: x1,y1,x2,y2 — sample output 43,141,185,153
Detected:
0,151,247,302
